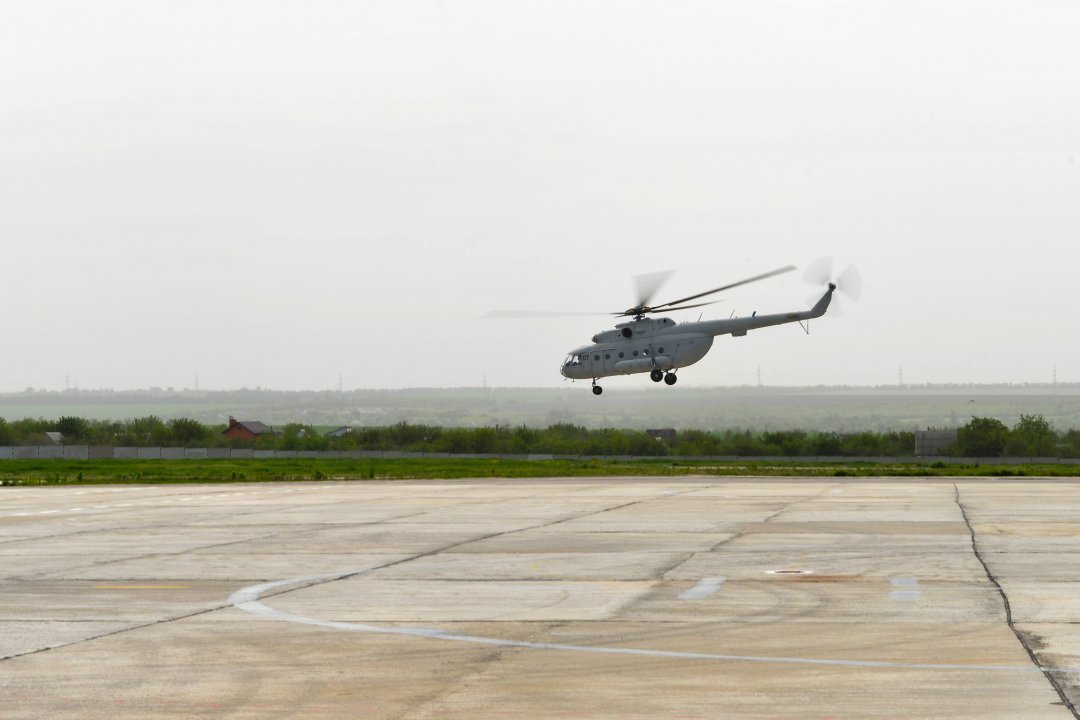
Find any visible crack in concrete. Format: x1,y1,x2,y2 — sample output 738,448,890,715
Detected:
657,483,836,582
954,483,1079,719
0,485,689,664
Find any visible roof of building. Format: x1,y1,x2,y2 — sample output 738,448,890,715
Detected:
225,420,273,435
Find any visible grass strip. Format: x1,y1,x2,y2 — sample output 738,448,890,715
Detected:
1,458,1079,486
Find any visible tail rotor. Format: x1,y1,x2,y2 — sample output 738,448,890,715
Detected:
804,257,861,314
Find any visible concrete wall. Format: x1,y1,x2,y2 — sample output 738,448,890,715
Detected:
0,447,1078,464
63,446,89,460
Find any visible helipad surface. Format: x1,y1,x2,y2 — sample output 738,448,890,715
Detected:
3,477,1080,719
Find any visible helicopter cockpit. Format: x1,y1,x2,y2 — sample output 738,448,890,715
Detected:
561,352,591,379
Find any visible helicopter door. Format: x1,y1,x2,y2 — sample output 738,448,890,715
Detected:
583,352,598,375
597,350,612,374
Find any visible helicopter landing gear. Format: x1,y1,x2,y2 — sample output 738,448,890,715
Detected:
650,369,663,382
592,380,603,396
664,372,678,386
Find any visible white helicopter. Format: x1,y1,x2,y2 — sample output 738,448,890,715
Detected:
487,260,860,395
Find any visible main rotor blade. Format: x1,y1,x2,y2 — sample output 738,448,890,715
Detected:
650,265,796,310
482,310,608,319
634,270,674,307
650,300,719,314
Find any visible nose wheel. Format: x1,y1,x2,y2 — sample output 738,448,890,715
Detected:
592,380,603,396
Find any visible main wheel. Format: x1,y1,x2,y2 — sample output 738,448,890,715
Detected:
664,373,677,386
650,369,663,382
592,385,603,395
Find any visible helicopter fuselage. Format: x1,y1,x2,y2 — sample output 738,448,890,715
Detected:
560,286,834,383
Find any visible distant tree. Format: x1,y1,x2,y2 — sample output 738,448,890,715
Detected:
1062,430,1080,459
169,418,207,445
386,422,441,449
11,418,52,444
433,428,472,454
468,427,499,454
882,431,916,456
626,431,667,456
957,416,1009,457
55,416,90,441
1006,414,1056,457
842,432,886,456
280,423,309,450
672,429,714,455
89,420,127,446
758,430,807,456
508,426,538,454
811,432,843,456
120,416,167,446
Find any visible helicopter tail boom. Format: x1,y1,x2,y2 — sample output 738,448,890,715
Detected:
688,284,835,338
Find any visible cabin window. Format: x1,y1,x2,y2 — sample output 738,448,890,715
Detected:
618,352,624,358
632,350,638,356
604,353,610,359
658,347,664,353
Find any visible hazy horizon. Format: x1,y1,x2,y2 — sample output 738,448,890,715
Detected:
4,2,1078,392
6,380,1080,395
4,383,1080,431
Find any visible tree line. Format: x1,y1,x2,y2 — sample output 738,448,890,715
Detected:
0,415,1077,457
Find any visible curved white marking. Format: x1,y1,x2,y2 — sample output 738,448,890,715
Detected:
678,577,725,600
228,573,1080,674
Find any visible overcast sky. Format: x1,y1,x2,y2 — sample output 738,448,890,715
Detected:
2,1,1078,391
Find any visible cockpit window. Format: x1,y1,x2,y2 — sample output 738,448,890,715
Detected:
563,354,584,367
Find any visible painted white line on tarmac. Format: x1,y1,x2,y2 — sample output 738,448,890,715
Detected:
679,577,726,600
228,572,1074,674
889,577,921,601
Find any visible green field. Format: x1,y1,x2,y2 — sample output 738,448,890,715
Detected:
4,385,1080,431
2,458,1078,486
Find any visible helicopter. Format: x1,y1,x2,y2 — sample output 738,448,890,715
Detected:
487,261,860,395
